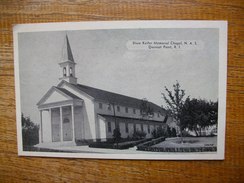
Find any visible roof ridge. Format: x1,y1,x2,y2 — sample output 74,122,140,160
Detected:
76,83,145,101
99,114,166,123
71,83,164,113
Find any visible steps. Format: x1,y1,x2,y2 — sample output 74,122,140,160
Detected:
35,141,76,148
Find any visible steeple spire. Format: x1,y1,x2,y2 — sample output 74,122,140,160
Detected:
59,34,77,84
62,35,74,62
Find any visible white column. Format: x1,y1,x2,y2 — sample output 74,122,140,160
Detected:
39,110,43,143
49,108,52,142
71,105,75,142
60,107,63,142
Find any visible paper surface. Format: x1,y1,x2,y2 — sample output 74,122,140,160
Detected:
14,21,227,160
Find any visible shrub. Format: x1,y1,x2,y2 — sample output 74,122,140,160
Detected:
113,128,121,143
181,130,193,137
171,128,177,137
151,127,167,138
166,126,172,137
132,130,146,140
89,138,152,149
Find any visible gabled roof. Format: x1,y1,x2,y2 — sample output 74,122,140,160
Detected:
70,83,164,113
55,87,81,100
37,86,81,106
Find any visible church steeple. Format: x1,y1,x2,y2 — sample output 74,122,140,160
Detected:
59,35,77,84
62,35,74,63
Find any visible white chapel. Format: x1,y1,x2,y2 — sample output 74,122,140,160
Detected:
37,35,170,145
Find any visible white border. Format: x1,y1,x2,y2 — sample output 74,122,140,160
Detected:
14,20,227,160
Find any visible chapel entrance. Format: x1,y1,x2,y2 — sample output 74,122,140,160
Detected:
62,106,73,141
50,106,73,142
51,108,61,142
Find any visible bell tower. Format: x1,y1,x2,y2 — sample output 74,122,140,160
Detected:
59,35,77,84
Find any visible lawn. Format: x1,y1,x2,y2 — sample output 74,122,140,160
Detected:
152,136,217,148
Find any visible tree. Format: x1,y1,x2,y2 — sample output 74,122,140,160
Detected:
151,126,167,138
180,98,218,136
140,98,154,118
108,103,120,147
171,128,177,137
22,113,39,146
113,128,121,148
166,126,172,137
161,81,189,143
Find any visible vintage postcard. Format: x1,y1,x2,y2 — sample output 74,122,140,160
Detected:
14,21,227,160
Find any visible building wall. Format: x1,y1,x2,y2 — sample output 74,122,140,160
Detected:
106,121,115,139
97,115,107,140
94,101,165,122
98,115,165,140
119,122,126,138
60,82,170,141
61,84,96,140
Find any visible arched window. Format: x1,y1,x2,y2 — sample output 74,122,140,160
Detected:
63,67,67,77
69,67,73,76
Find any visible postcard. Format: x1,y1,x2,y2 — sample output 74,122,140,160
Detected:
14,21,227,159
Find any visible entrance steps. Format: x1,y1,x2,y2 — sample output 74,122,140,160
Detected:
35,141,76,148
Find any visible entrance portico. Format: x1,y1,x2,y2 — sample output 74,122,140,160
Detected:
37,86,83,144
39,105,76,143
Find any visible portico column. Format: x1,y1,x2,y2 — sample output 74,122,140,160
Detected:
49,108,52,142
60,107,63,142
71,105,75,142
39,110,43,143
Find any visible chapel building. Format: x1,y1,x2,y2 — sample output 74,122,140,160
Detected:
37,35,170,145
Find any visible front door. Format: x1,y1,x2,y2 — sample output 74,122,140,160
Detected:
63,117,72,141
51,108,61,142
62,106,73,141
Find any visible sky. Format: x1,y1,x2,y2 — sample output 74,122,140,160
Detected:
18,28,219,124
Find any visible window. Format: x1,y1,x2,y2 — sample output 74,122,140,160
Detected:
108,104,111,111
69,67,73,76
117,106,120,112
125,123,129,133
63,67,67,77
125,107,128,113
108,122,111,132
133,108,136,114
141,124,143,131
148,125,150,133
133,124,136,132
99,103,103,109
158,112,160,117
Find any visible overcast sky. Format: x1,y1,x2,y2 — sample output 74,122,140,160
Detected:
18,28,219,124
